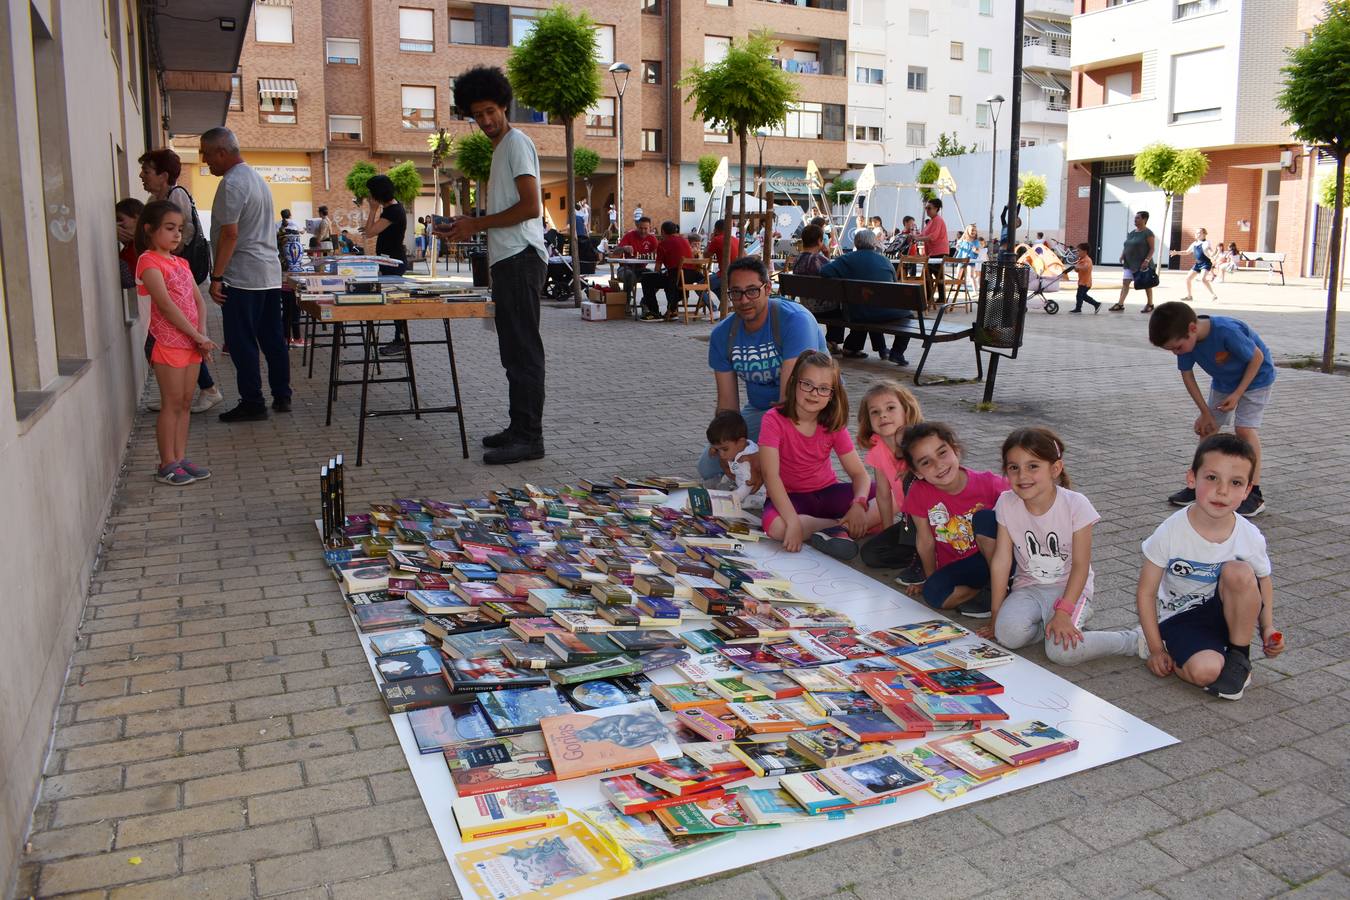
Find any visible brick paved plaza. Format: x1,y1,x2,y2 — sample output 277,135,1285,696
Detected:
16,273,1350,899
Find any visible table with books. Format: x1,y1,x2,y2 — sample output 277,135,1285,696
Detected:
316,476,1176,900
296,280,492,465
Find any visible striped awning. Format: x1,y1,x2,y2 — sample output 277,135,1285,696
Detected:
1026,17,1071,37
258,78,298,100
1024,70,1068,94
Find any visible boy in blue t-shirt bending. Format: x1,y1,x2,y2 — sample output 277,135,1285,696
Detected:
1148,302,1275,517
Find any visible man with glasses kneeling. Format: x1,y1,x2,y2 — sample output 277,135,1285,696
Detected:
699,257,827,485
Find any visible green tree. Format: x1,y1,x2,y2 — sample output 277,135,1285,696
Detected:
344,160,378,200
1133,143,1209,266
509,5,603,301
1017,173,1048,239
1279,0,1350,372
453,131,494,215
918,160,941,202
385,161,423,207
573,146,600,228
824,177,854,207
697,154,721,194
682,30,796,297
1317,170,1350,209
933,132,973,157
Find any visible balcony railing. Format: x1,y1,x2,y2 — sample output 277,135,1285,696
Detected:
756,0,847,9
1023,35,1071,58
772,57,823,75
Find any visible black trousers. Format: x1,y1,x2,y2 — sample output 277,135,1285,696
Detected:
860,519,918,569
491,250,547,442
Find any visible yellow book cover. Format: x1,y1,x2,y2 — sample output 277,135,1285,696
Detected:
451,786,566,842
456,822,625,899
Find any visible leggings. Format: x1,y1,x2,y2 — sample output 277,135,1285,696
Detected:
994,583,1136,666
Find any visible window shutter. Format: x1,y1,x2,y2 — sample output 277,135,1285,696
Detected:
822,103,844,142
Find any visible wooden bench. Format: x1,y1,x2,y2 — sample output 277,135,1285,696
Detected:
778,273,982,386
1236,251,1286,285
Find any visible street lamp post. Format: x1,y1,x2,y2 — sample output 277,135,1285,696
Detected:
986,94,1005,243
608,62,631,232
755,129,768,262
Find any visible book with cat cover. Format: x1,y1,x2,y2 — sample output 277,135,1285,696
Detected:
351,601,422,633
375,647,444,682
368,628,433,656
971,720,1079,766
445,657,550,693
891,619,970,647
787,726,891,769
562,675,652,711
540,700,681,780
380,674,460,714
452,785,566,841
652,789,777,836
816,753,931,804
728,739,819,777
455,822,625,899
476,686,575,735
440,627,515,660
407,701,496,752
934,641,1017,670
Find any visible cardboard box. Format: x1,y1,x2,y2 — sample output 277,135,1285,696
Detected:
587,287,628,306
580,301,612,321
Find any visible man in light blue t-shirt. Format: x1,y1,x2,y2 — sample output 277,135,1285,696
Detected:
700,257,826,482
438,67,549,466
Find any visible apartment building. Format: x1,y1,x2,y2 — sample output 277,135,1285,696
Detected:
0,0,244,889
1065,0,1327,276
183,0,855,239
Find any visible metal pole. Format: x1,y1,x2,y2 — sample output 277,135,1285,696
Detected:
615,95,624,237
1001,0,1027,261
988,115,998,240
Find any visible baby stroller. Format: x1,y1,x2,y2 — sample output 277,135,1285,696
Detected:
542,234,599,301
1017,244,1065,315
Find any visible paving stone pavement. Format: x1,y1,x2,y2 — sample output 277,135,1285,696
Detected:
13,272,1350,898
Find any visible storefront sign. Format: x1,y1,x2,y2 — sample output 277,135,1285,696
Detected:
254,165,312,184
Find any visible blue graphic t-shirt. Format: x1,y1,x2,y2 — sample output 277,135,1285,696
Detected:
1141,507,1271,622
708,298,826,411
1176,316,1276,395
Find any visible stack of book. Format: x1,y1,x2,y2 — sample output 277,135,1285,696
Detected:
319,475,1081,879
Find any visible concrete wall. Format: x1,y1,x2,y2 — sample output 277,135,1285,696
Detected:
0,0,149,889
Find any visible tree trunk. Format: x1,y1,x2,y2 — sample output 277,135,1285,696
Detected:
566,121,584,304
1158,194,1173,269
737,129,749,258
1324,150,1345,373
719,193,734,320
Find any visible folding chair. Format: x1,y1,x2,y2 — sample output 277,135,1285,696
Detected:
678,258,715,324
943,257,974,313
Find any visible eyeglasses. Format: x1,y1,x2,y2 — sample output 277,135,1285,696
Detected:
727,284,767,301
797,380,834,397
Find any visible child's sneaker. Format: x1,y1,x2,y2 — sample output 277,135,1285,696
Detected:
809,528,859,561
1131,626,1150,659
894,559,927,587
178,459,211,481
1204,648,1253,701
1237,485,1265,518
957,590,993,619
155,463,196,486
191,387,224,414
1168,486,1196,506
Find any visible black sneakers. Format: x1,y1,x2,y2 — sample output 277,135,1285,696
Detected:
219,403,268,423
808,530,859,561
894,559,927,587
1204,647,1253,701
957,590,993,619
1168,486,1196,507
1237,485,1266,518
272,397,292,413
482,429,515,449
483,440,546,466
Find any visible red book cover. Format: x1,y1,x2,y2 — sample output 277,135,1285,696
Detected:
599,775,729,814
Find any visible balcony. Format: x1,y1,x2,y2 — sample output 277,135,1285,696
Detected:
755,0,847,9
1022,35,1071,73
1071,0,1161,68
1025,0,1074,15
1067,97,1158,160
1021,97,1069,127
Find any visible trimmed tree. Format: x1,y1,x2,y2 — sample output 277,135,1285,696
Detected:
345,160,378,200
918,159,941,202
1017,173,1048,240
697,154,721,194
682,30,796,284
453,130,494,216
508,6,603,302
386,161,422,207
573,146,600,230
1133,143,1209,267
1279,0,1350,372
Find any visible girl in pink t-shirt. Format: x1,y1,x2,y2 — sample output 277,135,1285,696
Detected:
135,200,217,486
899,422,1009,616
759,350,876,560
979,427,1139,664
855,382,923,573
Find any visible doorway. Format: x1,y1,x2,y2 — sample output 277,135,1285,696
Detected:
1258,168,1280,253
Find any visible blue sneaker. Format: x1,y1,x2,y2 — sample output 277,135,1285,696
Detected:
155,463,195,486
178,459,211,481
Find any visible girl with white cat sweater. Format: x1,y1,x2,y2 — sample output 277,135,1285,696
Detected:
979,427,1139,665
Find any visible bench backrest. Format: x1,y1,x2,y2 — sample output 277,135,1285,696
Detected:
778,273,846,306
778,273,924,313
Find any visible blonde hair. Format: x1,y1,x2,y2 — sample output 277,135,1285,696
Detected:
779,350,848,433
856,381,923,451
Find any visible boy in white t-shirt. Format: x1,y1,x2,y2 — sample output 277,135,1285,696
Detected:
706,410,765,510
1136,433,1285,700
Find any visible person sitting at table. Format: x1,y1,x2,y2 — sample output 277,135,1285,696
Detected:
615,216,659,307
821,229,912,367
637,221,694,321
706,218,741,300
870,216,890,241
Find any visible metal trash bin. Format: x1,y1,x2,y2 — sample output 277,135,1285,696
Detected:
975,260,1030,402
469,247,489,287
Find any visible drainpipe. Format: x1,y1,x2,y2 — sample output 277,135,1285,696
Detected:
323,146,330,191
664,0,672,198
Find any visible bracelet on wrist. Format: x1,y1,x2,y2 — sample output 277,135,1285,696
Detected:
1052,596,1077,614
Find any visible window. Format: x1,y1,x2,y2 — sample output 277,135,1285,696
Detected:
908,9,928,36
704,120,730,143
399,8,434,51
511,9,540,45
852,125,882,141
977,48,992,72
855,66,883,85
508,99,548,124
905,123,925,147
642,129,661,152
642,61,661,84
326,37,359,64
1171,48,1222,122
585,97,615,136
255,2,293,43
707,0,732,6
449,18,475,43
950,41,963,60
767,101,823,140
642,0,661,13
948,94,962,115
976,103,990,127
1175,0,1225,19
681,197,696,213
228,69,242,111
704,35,730,64
1019,138,1038,148
907,67,927,92
1105,71,1133,104
594,25,614,63
328,115,362,142
401,85,436,129
979,0,992,14
258,79,298,124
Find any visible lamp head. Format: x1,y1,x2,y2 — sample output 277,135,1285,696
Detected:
609,61,631,95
